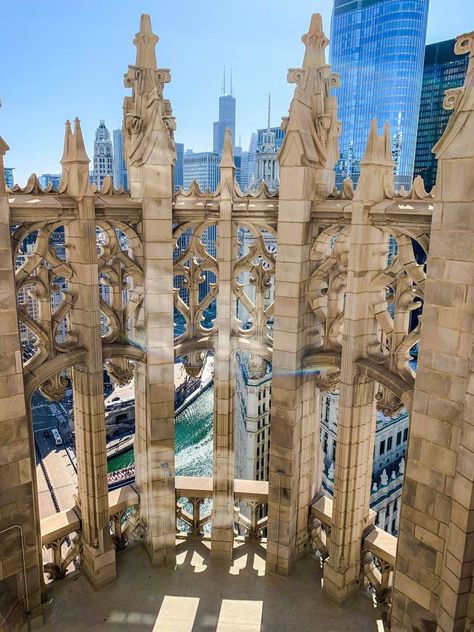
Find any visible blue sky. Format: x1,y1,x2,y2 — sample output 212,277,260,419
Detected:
1,0,473,184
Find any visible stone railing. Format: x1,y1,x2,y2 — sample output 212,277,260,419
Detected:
361,525,397,610
175,476,268,538
309,493,333,562
309,493,397,611
41,484,140,582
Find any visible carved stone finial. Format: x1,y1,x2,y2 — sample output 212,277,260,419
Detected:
355,119,394,202
134,14,159,69
71,117,89,163
60,119,72,165
360,120,393,168
301,13,329,70
220,128,235,170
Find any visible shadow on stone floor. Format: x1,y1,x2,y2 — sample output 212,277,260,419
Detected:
40,539,385,632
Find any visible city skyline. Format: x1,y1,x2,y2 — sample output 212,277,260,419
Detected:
1,0,473,184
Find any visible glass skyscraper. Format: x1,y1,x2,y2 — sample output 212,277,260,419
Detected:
4,167,14,189
414,39,468,192
330,0,429,190
113,129,128,191
183,150,220,192
213,94,236,155
174,142,184,191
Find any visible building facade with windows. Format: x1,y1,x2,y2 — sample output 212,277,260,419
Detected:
38,173,61,189
320,391,409,535
4,167,14,188
174,142,184,191
330,0,429,189
183,150,220,192
414,39,469,191
112,129,128,191
213,93,236,155
93,120,114,189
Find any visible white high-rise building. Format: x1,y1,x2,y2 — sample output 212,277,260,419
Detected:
93,120,114,189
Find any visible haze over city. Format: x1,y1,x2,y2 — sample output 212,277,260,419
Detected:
1,0,473,183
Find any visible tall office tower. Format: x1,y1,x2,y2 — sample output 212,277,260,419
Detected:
330,0,429,190
254,95,280,191
174,142,184,191
414,39,469,191
4,167,14,188
245,133,258,190
39,173,61,189
112,129,128,190
213,69,236,154
183,150,220,192
93,120,114,189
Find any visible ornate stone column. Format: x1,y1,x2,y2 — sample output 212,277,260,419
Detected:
123,15,177,567
211,129,236,559
392,33,474,632
323,121,392,602
267,14,340,575
62,119,116,587
0,138,43,627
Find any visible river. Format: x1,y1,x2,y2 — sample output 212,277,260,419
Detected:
107,384,214,476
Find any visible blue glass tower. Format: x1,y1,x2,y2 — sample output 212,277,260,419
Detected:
414,39,468,191
330,0,429,190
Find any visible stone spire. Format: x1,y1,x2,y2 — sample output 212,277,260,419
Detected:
133,14,158,69
220,127,235,170
59,117,91,198
278,13,340,196
354,119,394,202
123,14,175,198
301,13,329,70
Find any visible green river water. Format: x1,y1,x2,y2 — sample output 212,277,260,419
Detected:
107,384,214,477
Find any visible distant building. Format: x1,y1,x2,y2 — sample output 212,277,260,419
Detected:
183,150,220,192
330,0,429,189
256,126,284,152
4,167,14,188
235,352,272,482
414,39,469,191
174,142,184,191
320,391,409,535
113,129,128,191
254,96,280,191
39,173,61,189
213,70,236,155
93,120,114,189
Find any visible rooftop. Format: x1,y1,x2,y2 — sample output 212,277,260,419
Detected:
40,539,384,632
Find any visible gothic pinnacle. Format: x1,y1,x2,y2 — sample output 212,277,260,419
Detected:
301,13,329,70
134,14,159,69
220,127,235,169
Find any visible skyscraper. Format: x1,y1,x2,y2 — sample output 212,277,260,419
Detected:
213,70,236,155
254,95,280,191
4,167,14,188
183,150,220,192
414,39,469,191
39,174,61,189
113,129,128,191
330,0,429,190
174,142,184,191
93,120,114,189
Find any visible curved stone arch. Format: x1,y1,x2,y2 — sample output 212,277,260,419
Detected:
355,359,414,414
24,343,145,402
230,337,273,364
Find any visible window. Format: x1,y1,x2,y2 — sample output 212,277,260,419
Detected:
396,431,401,446
403,428,408,442
332,441,336,461
387,436,392,451
379,440,385,456
324,432,328,453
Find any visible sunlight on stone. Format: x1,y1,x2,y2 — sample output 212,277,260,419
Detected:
216,600,263,632
108,611,156,625
152,596,200,632
252,552,266,576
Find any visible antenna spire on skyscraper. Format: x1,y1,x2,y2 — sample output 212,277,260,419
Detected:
223,67,226,96
267,93,271,130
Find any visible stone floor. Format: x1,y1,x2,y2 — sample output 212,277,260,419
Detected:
41,539,385,631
